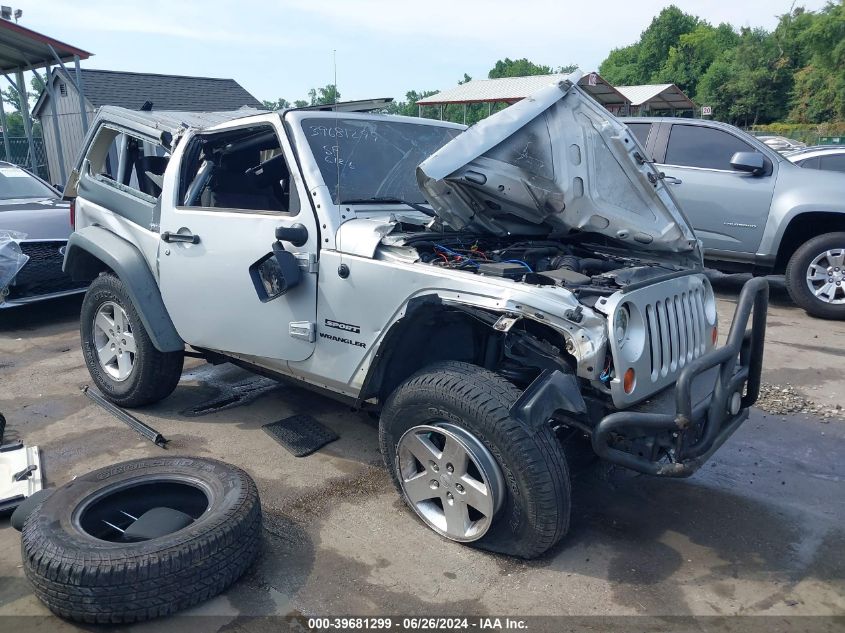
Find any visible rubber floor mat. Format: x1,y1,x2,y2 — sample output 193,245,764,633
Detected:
262,415,338,457
180,377,279,417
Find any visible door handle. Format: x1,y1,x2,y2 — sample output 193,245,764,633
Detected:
663,176,682,185
161,231,200,244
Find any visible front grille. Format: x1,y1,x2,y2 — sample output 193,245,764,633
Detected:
606,273,715,407
643,287,709,382
5,241,86,301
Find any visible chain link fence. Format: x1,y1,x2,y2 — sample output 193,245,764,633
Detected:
0,136,50,181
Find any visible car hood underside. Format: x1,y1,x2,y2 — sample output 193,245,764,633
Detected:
416,76,700,263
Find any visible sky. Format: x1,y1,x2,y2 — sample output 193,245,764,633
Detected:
17,0,833,105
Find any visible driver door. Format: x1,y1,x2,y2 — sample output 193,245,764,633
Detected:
158,115,318,361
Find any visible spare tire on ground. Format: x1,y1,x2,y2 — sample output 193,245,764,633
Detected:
20,456,261,623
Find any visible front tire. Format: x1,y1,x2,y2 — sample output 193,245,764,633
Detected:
80,273,184,407
785,232,845,319
379,361,570,559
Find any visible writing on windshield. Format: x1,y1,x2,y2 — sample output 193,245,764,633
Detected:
301,118,461,204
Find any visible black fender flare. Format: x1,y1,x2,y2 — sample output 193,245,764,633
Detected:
509,369,587,428
63,226,183,352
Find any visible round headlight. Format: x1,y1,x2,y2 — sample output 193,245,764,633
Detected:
614,305,630,346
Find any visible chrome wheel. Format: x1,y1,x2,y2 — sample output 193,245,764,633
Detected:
92,301,137,382
806,248,845,305
396,423,504,542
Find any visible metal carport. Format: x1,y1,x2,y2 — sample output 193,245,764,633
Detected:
415,71,631,121
615,84,695,116
0,18,92,183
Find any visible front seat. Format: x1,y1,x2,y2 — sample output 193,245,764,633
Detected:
134,156,169,197
202,150,281,211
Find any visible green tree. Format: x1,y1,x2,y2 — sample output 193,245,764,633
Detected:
308,84,340,106
658,23,738,99
697,27,791,125
386,89,439,117
488,58,577,79
599,45,642,85
599,5,700,85
789,1,845,122
261,98,291,111
488,58,552,78
637,6,700,81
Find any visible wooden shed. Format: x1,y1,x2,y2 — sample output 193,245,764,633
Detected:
32,69,263,185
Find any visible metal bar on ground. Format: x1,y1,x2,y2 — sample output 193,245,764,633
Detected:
82,386,169,448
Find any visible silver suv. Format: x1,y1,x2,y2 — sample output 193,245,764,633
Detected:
627,118,845,319
62,77,767,558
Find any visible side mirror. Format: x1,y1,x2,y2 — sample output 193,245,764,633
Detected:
249,242,301,302
730,152,767,176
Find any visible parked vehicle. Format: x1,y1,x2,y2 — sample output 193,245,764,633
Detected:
63,79,767,558
757,135,806,153
0,161,86,307
785,146,845,174
626,118,845,319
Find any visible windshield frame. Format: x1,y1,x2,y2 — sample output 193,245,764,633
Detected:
285,111,465,207
0,164,59,201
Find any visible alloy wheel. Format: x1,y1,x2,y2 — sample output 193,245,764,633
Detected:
396,423,504,542
805,248,845,305
92,301,137,381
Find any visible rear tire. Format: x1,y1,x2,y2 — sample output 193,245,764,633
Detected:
785,232,845,319
80,273,183,407
379,361,570,559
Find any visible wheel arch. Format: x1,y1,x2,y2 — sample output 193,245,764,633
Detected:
774,212,845,273
356,294,575,408
64,226,183,352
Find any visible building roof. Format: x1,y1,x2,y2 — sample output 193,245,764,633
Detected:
615,83,694,109
416,72,629,108
33,68,263,117
0,18,92,73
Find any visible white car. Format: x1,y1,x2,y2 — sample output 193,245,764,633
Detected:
757,135,806,153
786,146,845,174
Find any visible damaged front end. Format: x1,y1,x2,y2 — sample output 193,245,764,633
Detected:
511,277,769,477
416,73,700,269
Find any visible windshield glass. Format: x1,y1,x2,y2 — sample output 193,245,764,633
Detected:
0,165,57,200
300,117,462,204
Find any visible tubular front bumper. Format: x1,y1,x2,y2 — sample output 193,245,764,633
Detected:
591,277,769,477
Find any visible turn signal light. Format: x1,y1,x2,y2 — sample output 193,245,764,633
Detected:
623,368,636,394
711,325,718,346
69,199,75,230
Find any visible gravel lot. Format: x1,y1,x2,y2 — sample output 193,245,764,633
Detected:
0,273,843,630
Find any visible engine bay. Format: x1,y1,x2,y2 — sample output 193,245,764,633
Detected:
388,231,686,299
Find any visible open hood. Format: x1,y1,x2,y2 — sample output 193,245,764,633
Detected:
417,74,700,260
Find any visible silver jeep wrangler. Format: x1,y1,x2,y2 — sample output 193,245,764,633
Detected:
63,76,768,558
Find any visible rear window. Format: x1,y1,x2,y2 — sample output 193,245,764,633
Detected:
665,124,753,170
820,153,845,173
794,156,820,169
0,165,56,200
